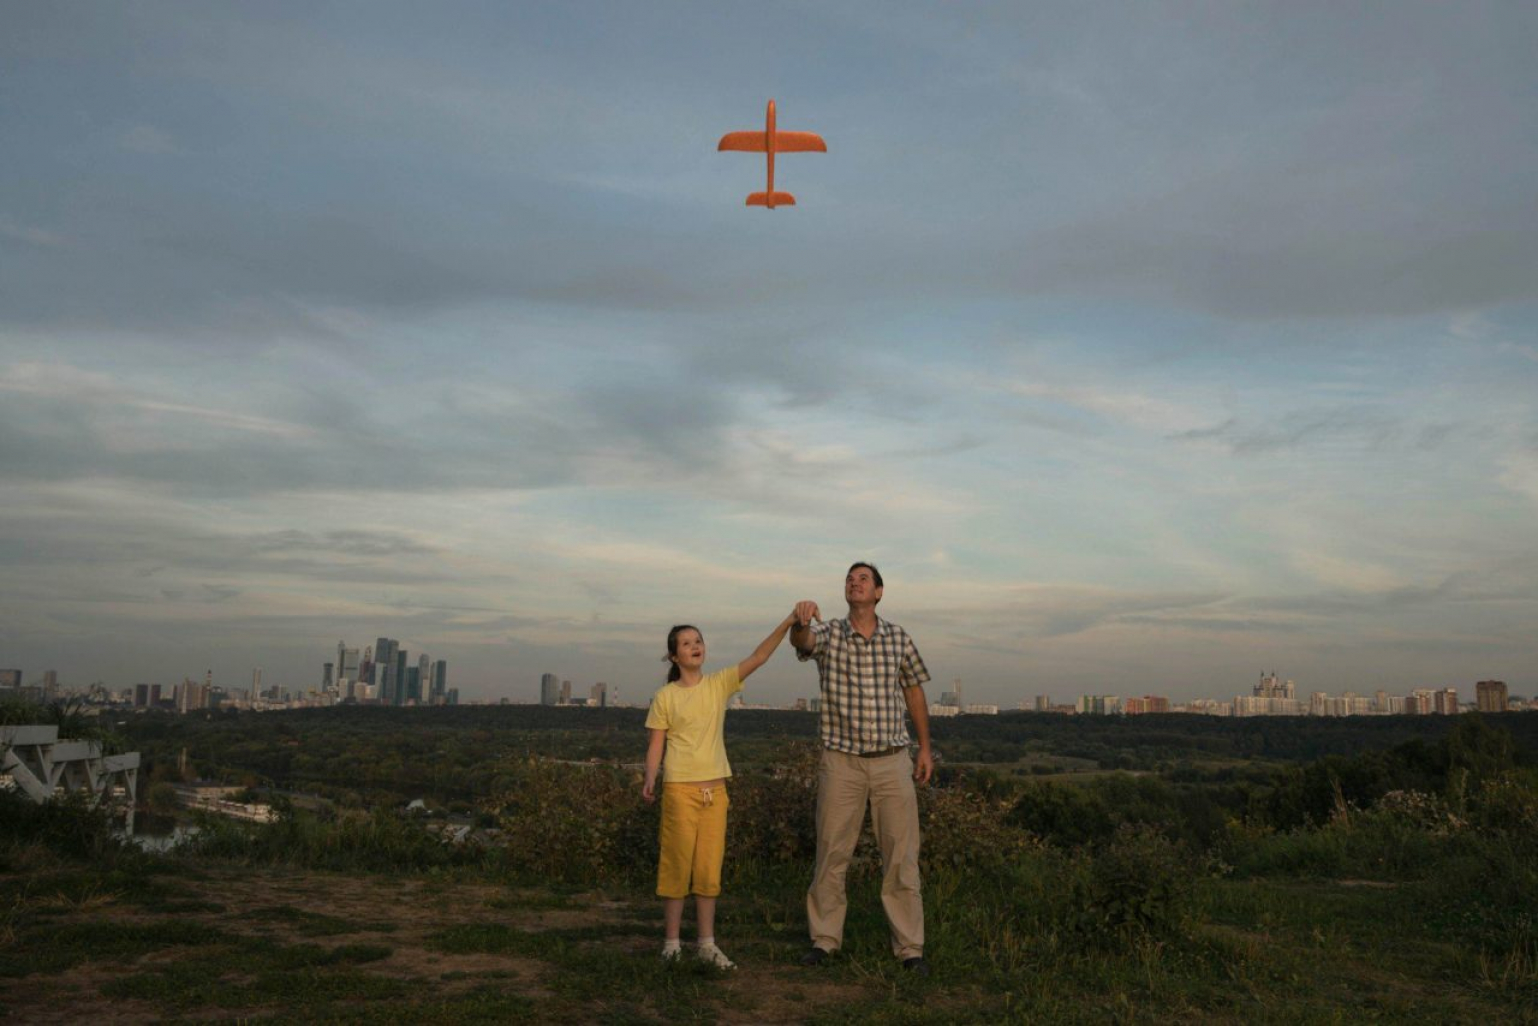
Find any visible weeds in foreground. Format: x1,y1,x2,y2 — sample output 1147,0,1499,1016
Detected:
3,726,1536,1022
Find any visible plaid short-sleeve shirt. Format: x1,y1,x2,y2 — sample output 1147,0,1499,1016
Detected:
798,616,931,754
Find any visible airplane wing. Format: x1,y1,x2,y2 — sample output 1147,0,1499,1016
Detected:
774,132,827,153
718,131,767,152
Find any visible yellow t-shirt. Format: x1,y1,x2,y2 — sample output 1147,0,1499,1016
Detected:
645,667,742,782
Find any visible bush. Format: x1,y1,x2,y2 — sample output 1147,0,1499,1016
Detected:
919,786,1041,874
1008,781,1113,847
483,747,1044,887
0,790,139,866
1072,823,1195,941
146,782,181,816
182,806,469,873
485,757,655,884
724,748,821,868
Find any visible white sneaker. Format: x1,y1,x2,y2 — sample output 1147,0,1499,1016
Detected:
696,941,736,970
661,944,682,961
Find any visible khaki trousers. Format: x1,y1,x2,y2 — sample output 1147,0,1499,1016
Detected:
806,748,923,959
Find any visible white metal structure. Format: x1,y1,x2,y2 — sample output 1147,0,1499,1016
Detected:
0,724,140,832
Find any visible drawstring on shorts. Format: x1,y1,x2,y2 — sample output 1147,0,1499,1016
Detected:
699,786,714,806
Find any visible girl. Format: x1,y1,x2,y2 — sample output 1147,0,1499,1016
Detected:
643,611,798,968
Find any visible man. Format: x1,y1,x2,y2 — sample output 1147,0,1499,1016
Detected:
791,562,933,976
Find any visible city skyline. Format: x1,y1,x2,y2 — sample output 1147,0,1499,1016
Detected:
3,4,1536,706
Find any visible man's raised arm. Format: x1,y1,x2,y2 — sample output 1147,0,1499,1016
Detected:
790,600,821,653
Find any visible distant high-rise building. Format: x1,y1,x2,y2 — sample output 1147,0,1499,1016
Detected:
0,669,22,689
338,646,359,686
1034,695,1050,712
176,678,205,713
41,670,58,695
447,687,460,705
591,682,608,708
323,662,334,688
1255,672,1295,701
1476,680,1508,713
560,680,572,705
431,660,447,705
1237,672,1301,715
540,673,559,706
939,679,963,708
405,666,421,704
374,638,398,700
394,649,408,707
1434,687,1459,715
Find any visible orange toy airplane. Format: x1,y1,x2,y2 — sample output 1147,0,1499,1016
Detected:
718,99,826,208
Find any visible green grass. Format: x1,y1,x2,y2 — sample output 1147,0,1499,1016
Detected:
4,755,1537,1024
0,920,230,977
241,903,398,936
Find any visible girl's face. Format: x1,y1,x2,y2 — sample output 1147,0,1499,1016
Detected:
671,629,706,673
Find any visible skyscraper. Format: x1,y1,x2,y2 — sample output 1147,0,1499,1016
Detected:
374,638,399,705
431,660,447,705
374,638,396,698
1476,680,1508,713
338,647,360,687
540,673,559,706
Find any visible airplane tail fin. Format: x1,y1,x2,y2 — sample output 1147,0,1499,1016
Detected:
747,191,796,207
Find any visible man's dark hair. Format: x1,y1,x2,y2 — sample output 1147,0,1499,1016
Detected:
847,562,883,588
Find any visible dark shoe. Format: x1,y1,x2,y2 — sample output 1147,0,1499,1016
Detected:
902,956,930,977
800,946,830,967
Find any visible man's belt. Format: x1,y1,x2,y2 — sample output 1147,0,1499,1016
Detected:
855,745,907,759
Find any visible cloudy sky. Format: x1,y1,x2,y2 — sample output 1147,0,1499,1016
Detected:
4,2,1536,706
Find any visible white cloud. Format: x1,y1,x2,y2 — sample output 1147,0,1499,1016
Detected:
1498,450,1538,506
118,123,177,155
998,377,1213,435
0,362,312,441
0,221,67,248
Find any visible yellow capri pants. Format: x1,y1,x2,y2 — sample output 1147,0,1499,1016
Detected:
657,782,730,899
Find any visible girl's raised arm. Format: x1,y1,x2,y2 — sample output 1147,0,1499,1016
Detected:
736,611,798,682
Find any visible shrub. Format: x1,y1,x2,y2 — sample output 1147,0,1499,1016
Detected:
1008,781,1113,847
182,806,467,873
0,790,138,865
724,753,820,868
1072,823,1195,941
919,786,1041,874
484,757,655,884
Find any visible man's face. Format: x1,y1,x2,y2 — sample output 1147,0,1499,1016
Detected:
845,567,883,606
